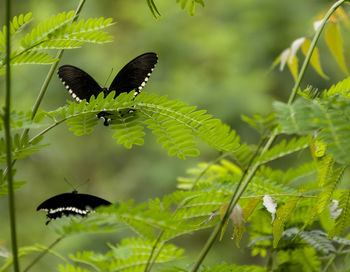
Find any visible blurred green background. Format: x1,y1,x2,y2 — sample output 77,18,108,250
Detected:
1,0,349,270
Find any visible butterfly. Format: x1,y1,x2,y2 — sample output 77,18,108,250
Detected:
57,52,158,125
37,190,111,225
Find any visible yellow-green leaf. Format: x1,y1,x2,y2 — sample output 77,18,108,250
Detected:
325,23,349,75
273,199,299,248
301,38,328,79
232,198,261,247
287,55,299,82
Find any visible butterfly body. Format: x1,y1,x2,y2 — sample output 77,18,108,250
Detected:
37,190,111,225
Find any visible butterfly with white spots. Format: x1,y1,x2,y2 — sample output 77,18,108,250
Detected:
37,190,111,225
57,52,158,125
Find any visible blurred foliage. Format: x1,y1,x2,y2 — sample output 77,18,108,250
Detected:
1,0,350,271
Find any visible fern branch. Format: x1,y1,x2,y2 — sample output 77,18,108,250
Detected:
190,1,347,270
23,236,65,272
1,0,87,182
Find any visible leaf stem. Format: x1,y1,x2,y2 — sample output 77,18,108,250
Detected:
4,0,20,270
29,0,86,123
23,236,65,272
2,0,87,180
189,1,347,271
287,0,346,104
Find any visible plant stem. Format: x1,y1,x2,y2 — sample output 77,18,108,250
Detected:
288,0,346,104
4,1,20,272
29,0,86,123
4,0,20,270
189,1,346,271
23,236,65,272
2,0,87,180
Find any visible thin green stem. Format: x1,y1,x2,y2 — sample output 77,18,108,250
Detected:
143,153,230,272
288,0,346,104
189,1,346,271
23,236,65,272
144,194,201,272
29,0,86,122
190,137,266,272
321,244,345,272
2,0,87,180
4,0,20,270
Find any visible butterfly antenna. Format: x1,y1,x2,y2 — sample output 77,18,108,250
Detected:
104,68,114,87
64,177,77,192
78,178,91,189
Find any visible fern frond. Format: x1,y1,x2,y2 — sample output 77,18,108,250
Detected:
298,230,336,254
137,93,240,158
255,136,311,165
10,51,58,65
47,92,240,158
285,161,317,184
19,13,113,50
317,165,345,214
68,238,183,272
0,12,114,69
273,199,299,247
66,113,98,136
277,246,320,272
241,113,276,135
58,264,90,272
250,176,297,195
0,13,32,53
19,11,76,49
274,99,314,135
0,181,26,197
201,263,267,272
0,133,48,163
110,112,145,149
329,190,350,238
313,103,350,163
176,0,205,16
326,76,350,98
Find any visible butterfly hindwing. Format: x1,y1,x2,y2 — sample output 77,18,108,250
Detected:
37,191,111,224
58,65,103,102
108,52,158,97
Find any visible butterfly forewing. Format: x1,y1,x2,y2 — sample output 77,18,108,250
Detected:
108,52,158,97
58,65,103,102
37,192,111,224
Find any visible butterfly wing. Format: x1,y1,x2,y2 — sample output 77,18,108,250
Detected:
37,192,111,224
58,65,103,102
108,52,158,97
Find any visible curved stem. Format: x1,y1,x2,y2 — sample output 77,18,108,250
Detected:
190,1,347,271
288,0,346,104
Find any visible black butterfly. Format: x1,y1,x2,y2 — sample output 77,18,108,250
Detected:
57,52,158,125
37,190,111,225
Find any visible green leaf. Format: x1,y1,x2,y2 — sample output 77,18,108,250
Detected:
0,181,26,197
329,190,350,238
274,100,314,135
255,136,311,165
146,0,162,19
325,23,349,75
201,263,266,272
66,113,98,136
67,238,184,271
273,199,299,247
301,38,328,79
